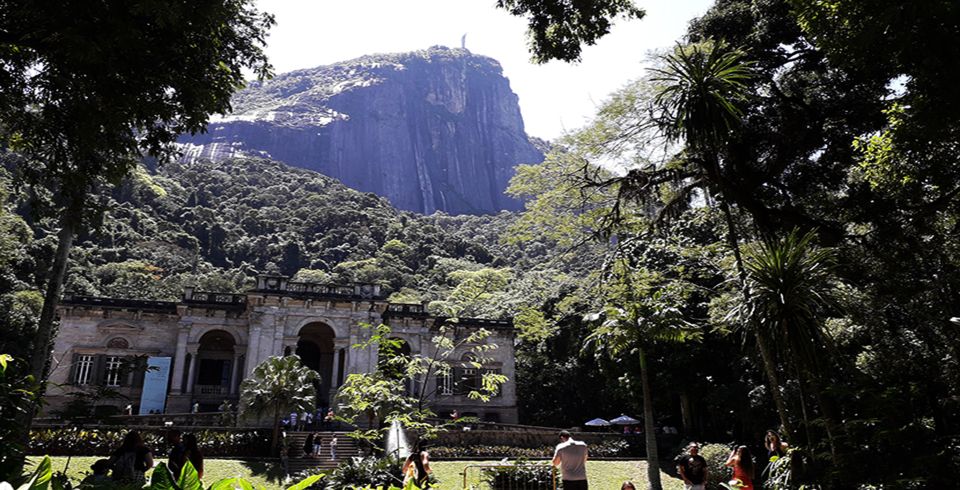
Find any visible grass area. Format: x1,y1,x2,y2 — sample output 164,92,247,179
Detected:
431,460,686,490
28,457,285,489
30,457,684,489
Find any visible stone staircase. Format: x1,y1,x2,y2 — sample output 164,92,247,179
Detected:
285,431,361,475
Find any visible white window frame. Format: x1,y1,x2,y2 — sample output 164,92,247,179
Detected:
75,355,94,385
438,372,454,396
104,356,122,387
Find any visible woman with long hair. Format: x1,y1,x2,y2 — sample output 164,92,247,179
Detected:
725,445,755,490
401,450,432,489
183,433,204,480
764,430,788,459
109,431,154,484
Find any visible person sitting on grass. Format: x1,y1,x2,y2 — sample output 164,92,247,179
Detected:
80,459,112,486
108,431,154,485
184,433,204,480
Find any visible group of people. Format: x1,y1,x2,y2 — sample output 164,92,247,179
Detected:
81,430,203,486
300,433,338,460
283,407,336,431
674,430,788,490
552,429,790,490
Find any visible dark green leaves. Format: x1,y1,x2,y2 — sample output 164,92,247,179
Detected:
496,0,645,63
650,41,753,151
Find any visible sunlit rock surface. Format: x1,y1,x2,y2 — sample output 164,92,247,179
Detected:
179,46,544,215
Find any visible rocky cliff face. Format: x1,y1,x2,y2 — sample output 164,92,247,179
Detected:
179,47,543,215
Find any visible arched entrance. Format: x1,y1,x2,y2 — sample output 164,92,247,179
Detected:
191,330,239,410
297,323,335,406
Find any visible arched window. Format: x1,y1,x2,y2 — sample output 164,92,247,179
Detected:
107,337,129,349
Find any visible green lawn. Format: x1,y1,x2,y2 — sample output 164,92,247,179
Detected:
431,460,685,490
30,457,684,489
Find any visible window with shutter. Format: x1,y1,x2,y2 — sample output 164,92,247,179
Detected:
436,371,454,396
104,356,122,387
74,355,94,385
461,367,481,393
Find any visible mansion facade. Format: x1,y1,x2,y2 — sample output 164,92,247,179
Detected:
44,275,518,423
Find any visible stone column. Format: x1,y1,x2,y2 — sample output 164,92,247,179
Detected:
246,326,261,376
170,325,190,394
185,345,199,394
331,348,342,388
229,350,243,394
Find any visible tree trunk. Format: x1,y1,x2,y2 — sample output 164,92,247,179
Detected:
29,206,80,383
793,361,814,448
719,198,795,440
639,347,662,490
16,196,84,457
756,333,794,440
272,403,281,456
680,391,695,437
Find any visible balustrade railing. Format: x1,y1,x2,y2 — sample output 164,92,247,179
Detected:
195,384,228,395
185,292,246,307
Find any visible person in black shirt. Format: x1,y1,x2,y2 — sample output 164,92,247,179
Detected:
677,442,708,490
166,430,186,480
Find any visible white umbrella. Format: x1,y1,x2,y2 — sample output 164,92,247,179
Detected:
610,414,641,425
584,418,611,427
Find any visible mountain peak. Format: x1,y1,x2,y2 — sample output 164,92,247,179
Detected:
181,47,542,215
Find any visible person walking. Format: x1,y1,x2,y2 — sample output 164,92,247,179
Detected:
329,435,338,460
551,430,589,490
725,445,755,490
289,411,299,431
312,432,322,458
303,432,315,457
324,408,335,429
677,442,708,490
108,431,154,485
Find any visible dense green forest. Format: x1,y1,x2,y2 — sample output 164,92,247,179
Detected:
2,0,960,488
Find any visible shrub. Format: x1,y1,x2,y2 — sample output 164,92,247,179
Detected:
429,439,632,459
698,443,733,490
28,428,272,457
319,456,408,490
482,459,558,490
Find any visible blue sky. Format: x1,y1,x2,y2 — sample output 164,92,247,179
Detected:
255,0,713,140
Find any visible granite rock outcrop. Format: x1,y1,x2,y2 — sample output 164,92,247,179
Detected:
179,46,543,214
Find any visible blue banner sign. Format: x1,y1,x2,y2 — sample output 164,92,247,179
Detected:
139,356,171,415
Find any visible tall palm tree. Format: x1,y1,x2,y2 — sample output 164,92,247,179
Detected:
586,255,701,490
239,355,319,455
733,229,841,458
648,42,801,437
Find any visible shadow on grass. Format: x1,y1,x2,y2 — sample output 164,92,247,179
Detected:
240,460,288,484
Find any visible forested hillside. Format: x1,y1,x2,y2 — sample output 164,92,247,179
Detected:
5,158,591,314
